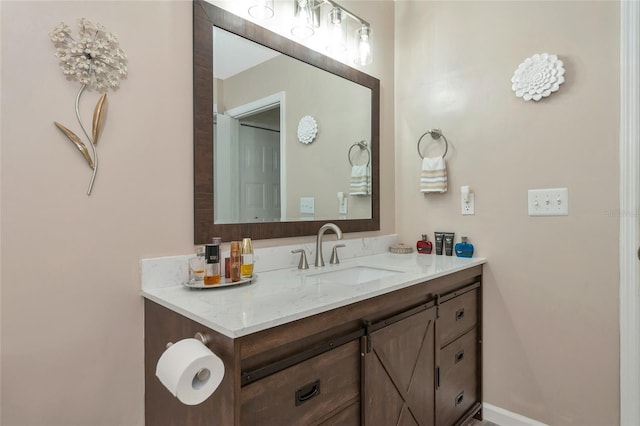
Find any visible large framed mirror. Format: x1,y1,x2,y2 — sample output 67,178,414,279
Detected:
194,0,380,243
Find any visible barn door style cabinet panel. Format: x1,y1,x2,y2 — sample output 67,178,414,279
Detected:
362,304,437,425
144,265,483,426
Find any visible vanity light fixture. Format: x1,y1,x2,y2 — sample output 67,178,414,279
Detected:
288,0,373,65
248,0,274,20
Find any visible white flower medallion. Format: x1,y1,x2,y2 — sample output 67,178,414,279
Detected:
511,53,565,101
297,115,318,144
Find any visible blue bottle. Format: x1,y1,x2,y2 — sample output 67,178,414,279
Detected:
454,236,474,258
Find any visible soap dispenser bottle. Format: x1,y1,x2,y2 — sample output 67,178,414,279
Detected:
454,236,474,258
416,234,433,254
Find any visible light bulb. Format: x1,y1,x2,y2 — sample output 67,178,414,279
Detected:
326,8,346,53
291,0,315,39
248,0,274,20
355,25,372,66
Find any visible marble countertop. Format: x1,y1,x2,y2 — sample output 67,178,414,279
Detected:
141,252,486,339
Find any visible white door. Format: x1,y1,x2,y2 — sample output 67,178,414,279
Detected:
238,124,281,222
620,2,639,424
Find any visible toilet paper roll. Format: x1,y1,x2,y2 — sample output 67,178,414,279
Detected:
155,338,225,405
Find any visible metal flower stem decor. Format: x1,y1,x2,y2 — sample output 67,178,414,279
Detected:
50,18,127,195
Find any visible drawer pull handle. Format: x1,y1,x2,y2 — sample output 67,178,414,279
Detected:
455,391,464,406
295,380,321,406
455,350,465,364
455,308,465,321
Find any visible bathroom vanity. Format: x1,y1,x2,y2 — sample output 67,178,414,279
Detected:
175,2,486,423
143,251,485,425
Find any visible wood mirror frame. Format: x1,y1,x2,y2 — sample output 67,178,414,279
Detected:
193,0,380,243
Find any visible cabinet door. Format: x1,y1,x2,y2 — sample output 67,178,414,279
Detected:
362,307,437,426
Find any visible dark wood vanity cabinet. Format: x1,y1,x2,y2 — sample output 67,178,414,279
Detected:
144,265,482,426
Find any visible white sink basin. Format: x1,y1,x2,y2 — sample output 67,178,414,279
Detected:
308,266,403,284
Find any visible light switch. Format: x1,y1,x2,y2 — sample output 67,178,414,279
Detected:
528,188,568,216
300,197,315,214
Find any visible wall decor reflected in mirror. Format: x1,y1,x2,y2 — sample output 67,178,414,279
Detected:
194,0,380,243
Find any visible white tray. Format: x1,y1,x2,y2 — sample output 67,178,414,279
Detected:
182,275,255,289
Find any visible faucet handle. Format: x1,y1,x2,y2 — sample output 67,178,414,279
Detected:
292,249,309,270
329,244,346,265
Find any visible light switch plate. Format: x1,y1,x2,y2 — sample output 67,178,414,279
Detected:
339,198,348,214
300,197,315,214
528,188,568,216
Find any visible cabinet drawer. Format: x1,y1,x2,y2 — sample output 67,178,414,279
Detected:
437,328,478,426
438,288,478,347
318,401,359,426
240,340,360,425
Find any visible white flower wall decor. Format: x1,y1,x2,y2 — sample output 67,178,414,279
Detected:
511,53,565,102
50,18,128,195
297,115,318,144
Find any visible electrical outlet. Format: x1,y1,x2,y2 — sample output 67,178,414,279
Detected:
528,188,568,216
461,193,475,215
337,192,347,215
300,197,315,214
339,198,348,214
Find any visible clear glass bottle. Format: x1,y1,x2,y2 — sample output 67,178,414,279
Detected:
188,245,206,282
204,237,221,285
416,234,433,254
230,241,242,282
454,236,474,258
241,238,254,278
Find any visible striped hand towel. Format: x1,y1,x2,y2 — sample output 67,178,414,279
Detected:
349,164,371,195
420,157,447,193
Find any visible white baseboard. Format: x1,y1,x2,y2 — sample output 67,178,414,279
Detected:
482,403,549,426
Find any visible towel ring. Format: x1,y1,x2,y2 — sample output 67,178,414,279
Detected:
417,129,449,159
348,140,371,167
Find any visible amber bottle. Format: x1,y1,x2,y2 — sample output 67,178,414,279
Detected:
230,241,242,282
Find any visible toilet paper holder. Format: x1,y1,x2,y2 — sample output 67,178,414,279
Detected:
164,332,212,383
165,332,210,349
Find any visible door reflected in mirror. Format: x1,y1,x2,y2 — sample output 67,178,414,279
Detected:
215,103,281,224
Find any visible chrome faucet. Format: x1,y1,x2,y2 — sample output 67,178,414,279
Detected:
315,223,343,267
